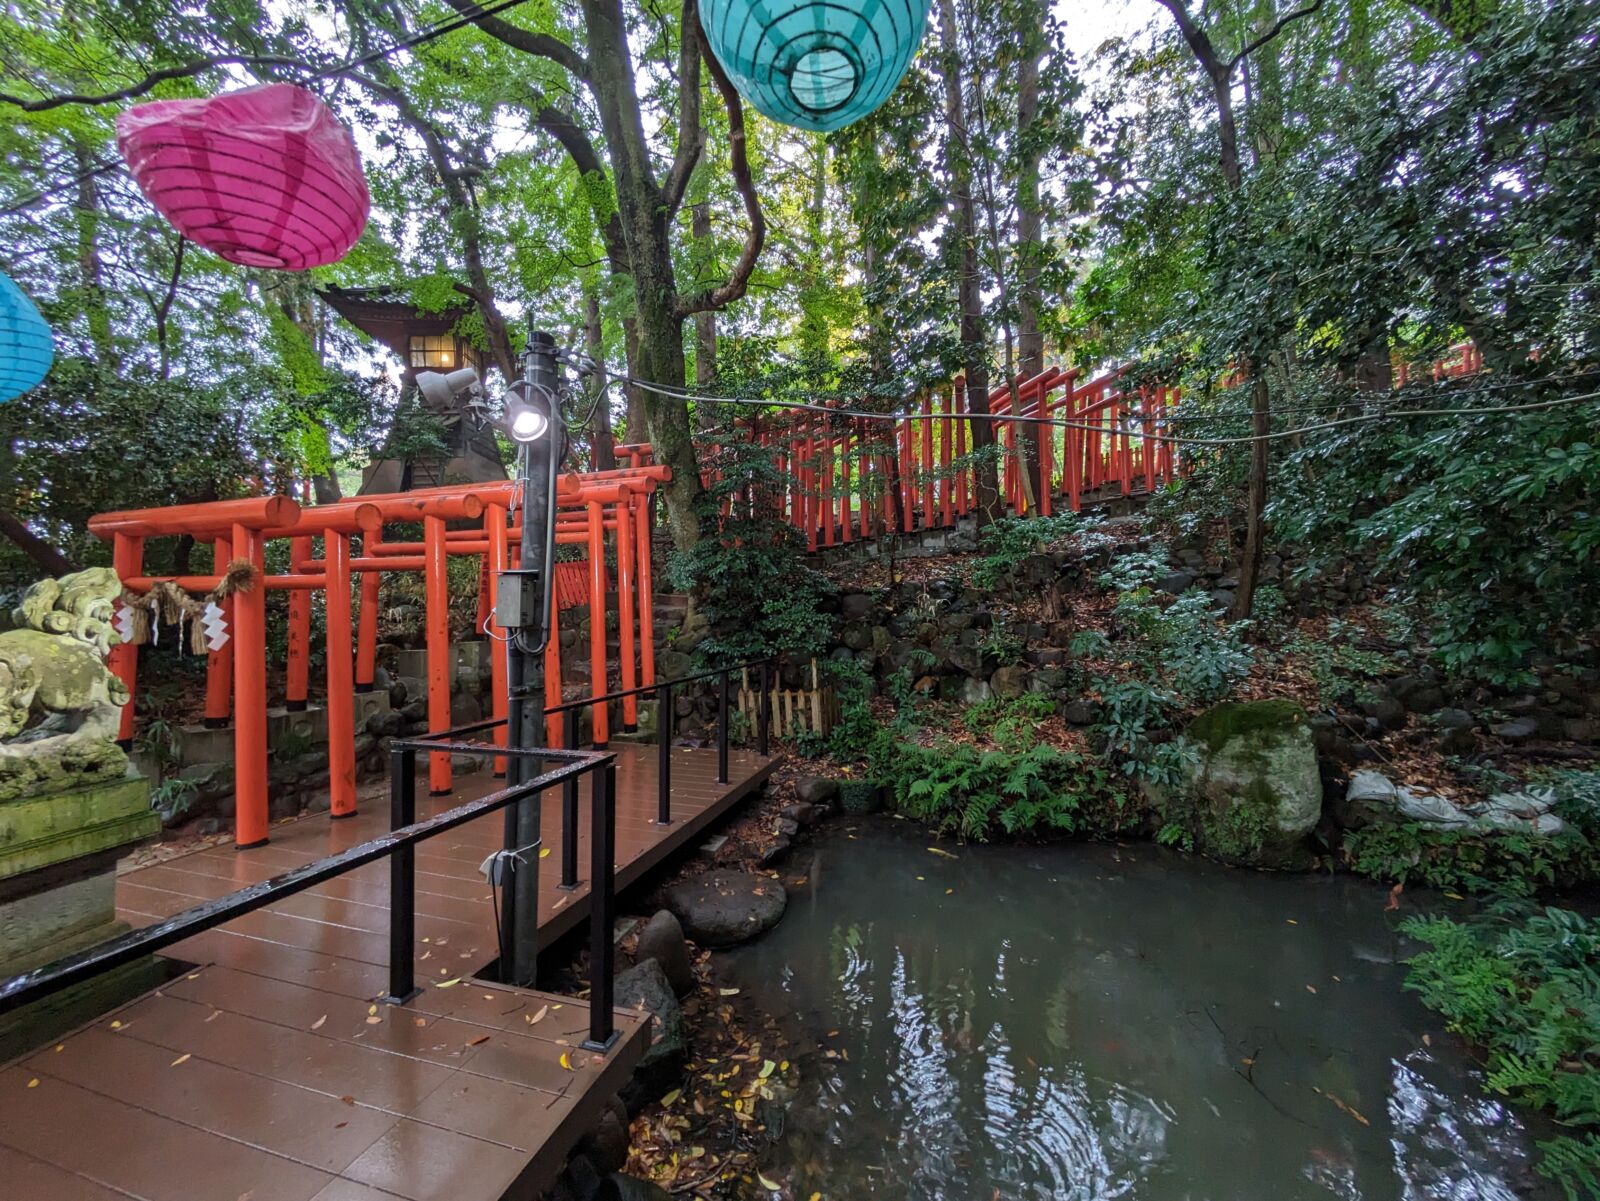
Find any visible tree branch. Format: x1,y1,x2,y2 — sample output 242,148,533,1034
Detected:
0,509,75,576
531,102,630,271
0,55,309,112
1153,0,1228,81
438,0,590,79
660,0,704,219
1227,0,1325,69
674,12,765,319
356,70,517,378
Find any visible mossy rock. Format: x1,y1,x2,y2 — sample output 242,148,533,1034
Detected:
1186,699,1321,869
838,778,882,815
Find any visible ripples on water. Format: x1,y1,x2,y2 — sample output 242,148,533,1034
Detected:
715,820,1552,1201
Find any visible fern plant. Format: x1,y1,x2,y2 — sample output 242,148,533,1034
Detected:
1403,905,1600,1200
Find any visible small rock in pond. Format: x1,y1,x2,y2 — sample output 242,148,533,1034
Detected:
663,871,788,947
613,958,686,1095
794,775,840,806
633,909,694,998
609,1175,672,1201
780,801,820,826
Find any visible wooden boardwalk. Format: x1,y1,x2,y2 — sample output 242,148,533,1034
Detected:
0,743,776,1201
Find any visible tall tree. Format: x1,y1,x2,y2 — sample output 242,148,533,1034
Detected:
441,0,766,549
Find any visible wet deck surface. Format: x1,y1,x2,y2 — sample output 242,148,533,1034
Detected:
0,743,777,1201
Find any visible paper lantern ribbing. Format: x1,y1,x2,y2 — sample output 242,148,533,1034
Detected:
116,83,370,272
701,0,931,132
0,273,54,403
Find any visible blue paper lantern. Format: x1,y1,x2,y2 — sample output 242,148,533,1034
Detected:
0,273,53,403
701,0,931,132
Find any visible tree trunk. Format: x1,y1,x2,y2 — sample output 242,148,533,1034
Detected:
1015,35,1046,508
622,317,650,440
580,0,704,550
938,0,1002,523
1230,376,1271,619
72,139,116,369
693,201,718,430
585,283,616,471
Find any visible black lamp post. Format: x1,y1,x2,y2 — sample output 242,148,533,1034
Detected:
494,327,565,986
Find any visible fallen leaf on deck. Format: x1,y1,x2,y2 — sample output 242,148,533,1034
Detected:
559,1052,574,1071
437,977,461,988
414,1018,427,1027
170,1053,191,1066
334,1121,347,1130
26,1078,38,1088
927,847,957,859
540,847,551,858
365,1015,382,1025
368,1004,377,1015
528,1005,549,1024
340,1095,355,1106
719,988,740,996
467,1034,490,1047
205,1010,222,1023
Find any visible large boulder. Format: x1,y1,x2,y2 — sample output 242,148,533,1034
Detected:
1187,700,1322,868
662,871,787,948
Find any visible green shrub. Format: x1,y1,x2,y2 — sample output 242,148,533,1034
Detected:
1403,905,1600,1200
1344,823,1600,895
883,740,1132,841
971,513,1084,590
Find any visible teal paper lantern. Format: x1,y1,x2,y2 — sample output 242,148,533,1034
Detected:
0,273,53,403
701,0,931,132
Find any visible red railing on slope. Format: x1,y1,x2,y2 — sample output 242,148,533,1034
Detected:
617,342,1479,552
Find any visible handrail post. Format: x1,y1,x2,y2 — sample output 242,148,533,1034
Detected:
582,760,618,1051
657,682,673,825
757,662,771,757
382,746,420,1004
560,709,581,888
717,669,730,784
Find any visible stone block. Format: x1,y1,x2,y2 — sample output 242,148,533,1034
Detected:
0,774,156,884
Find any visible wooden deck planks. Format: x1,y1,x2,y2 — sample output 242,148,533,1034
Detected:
0,742,776,1201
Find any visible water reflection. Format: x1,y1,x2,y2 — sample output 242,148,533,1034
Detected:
717,821,1553,1200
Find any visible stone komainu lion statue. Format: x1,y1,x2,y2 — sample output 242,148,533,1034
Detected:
0,567,131,802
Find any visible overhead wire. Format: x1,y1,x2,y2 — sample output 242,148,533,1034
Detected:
0,0,533,216
616,374,1600,449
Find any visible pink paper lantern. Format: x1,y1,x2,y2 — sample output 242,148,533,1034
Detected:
117,83,370,271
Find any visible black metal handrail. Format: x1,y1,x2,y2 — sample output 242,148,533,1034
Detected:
547,656,774,875
0,739,626,1051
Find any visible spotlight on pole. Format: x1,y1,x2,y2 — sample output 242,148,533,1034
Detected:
503,379,554,443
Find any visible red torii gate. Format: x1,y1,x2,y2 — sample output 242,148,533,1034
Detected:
90,466,665,849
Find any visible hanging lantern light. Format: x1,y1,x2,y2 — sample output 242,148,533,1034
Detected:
0,273,54,403
116,83,370,272
700,0,931,132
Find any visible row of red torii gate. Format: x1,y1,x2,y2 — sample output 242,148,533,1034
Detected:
93,364,1190,850
96,348,1487,850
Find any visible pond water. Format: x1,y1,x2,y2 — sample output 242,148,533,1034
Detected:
715,818,1554,1201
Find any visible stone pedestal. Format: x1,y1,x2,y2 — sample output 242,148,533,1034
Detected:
0,772,160,1056
0,778,157,974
